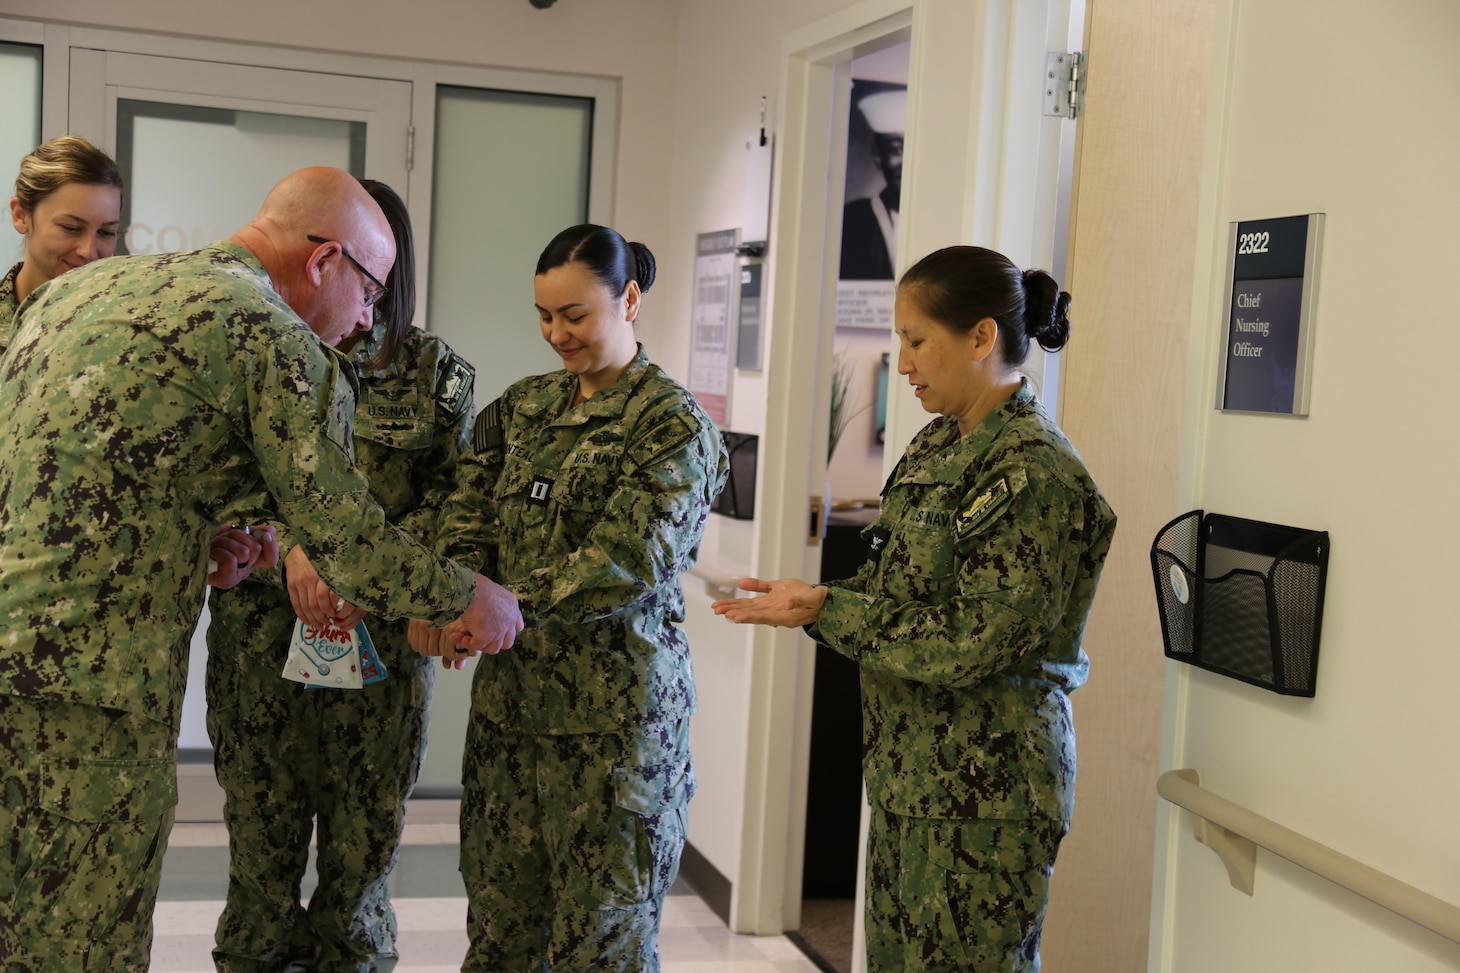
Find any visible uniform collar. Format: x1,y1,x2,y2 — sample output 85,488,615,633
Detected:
523,344,652,422
899,377,1037,484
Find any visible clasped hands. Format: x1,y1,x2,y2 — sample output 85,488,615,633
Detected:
206,523,279,589
409,575,524,670
711,577,828,628
276,546,524,668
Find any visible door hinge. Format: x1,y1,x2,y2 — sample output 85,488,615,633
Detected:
1043,51,1087,119
406,125,415,172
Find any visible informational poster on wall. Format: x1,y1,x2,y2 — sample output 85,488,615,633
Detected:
836,80,906,330
690,228,737,425
1216,213,1325,415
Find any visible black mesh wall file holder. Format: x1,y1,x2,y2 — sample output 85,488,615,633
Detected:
1150,510,1329,697
710,432,758,521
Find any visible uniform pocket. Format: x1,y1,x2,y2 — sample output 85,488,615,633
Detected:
598,759,695,907
17,755,177,936
925,818,1064,969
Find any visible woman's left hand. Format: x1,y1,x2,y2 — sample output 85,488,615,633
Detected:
711,577,829,628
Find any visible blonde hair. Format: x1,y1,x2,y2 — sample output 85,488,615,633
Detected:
13,136,124,214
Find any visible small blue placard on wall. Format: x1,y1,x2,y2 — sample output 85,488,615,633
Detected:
1215,213,1325,415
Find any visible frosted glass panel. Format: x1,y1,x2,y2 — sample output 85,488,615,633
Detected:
0,42,42,266
428,87,591,405
117,100,361,255
416,86,590,793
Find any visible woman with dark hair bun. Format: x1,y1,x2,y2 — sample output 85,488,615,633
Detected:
419,223,727,970
715,245,1115,972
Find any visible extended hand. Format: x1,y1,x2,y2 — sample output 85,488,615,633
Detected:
409,618,475,670
711,577,828,628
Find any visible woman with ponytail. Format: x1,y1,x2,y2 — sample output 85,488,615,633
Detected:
421,224,728,970
3,136,122,342
715,245,1116,972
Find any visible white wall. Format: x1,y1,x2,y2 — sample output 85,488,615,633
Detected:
1161,1,1460,968
656,0,870,892
5,0,680,259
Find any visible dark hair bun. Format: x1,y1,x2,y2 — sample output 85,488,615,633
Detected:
1022,268,1071,353
628,241,657,293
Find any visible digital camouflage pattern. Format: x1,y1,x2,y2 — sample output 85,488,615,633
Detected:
206,320,475,972
435,345,728,734
0,243,478,971
435,345,725,967
0,695,175,973
864,807,1065,972
459,717,692,971
0,243,477,724
0,260,21,347
809,378,1114,971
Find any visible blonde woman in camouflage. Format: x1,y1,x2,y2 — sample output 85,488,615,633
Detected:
2,135,122,342
416,224,728,971
206,179,476,972
714,245,1117,973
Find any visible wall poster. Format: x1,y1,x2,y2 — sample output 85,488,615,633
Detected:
690,228,738,424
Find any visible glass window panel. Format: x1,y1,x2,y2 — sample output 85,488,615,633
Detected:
428,86,592,405
0,42,43,267
116,99,362,255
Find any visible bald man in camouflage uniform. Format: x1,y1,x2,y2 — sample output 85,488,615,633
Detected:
0,167,519,973
432,343,727,971
719,379,1115,972
206,313,475,973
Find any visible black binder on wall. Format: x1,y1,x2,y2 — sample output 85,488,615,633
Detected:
1151,510,1329,697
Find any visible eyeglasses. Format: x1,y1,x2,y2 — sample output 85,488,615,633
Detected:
307,234,387,308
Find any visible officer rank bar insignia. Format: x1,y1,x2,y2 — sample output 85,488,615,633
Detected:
527,476,553,505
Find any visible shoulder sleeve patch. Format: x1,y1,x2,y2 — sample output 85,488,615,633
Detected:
628,413,697,470
472,396,504,454
435,353,475,424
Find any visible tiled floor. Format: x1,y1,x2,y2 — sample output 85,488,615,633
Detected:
153,806,826,972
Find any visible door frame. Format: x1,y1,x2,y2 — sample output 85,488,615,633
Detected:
739,0,1078,939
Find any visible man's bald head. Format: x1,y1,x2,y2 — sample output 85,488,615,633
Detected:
255,167,391,260
232,167,395,343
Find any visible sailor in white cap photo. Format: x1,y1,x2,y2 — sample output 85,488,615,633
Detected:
839,86,906,281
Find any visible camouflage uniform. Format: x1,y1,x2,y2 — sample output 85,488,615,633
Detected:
435,346,727,971
808,379,1116,973
0,260,22,346
206,319,475,973
0,244,478,973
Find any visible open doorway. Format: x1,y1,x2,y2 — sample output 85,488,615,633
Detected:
738,10,1076,972
799,40,910,973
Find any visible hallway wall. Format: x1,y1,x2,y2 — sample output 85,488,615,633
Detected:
1157,1,1460,968
5,0,681,303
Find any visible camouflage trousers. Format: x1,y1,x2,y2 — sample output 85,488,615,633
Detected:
205,625,434,973
864,808,1066,973
0,694,179,973
459,717,694,972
